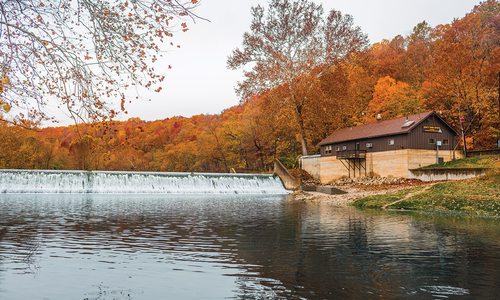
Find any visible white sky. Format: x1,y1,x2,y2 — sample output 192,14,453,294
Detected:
50,0,481,125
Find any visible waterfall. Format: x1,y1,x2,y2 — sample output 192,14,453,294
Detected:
0,170,287,194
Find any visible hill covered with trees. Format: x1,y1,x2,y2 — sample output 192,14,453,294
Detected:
0,0,498,172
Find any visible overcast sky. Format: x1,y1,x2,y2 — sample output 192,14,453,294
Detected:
51,0,482,125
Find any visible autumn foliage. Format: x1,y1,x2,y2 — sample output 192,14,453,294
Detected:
0,1,499,171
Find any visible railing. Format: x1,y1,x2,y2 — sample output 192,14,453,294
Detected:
336,150,367,159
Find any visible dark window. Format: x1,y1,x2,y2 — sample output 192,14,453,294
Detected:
324,145,332,154
443,139,449,145
336,146,340,151
429,138,435,144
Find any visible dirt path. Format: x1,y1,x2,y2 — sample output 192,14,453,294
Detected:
380,184,435,209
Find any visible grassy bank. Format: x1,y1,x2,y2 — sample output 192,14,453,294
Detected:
422,154,498,169
353,155,500,217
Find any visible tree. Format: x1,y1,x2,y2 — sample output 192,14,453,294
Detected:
367,76,421,121
420,0,500,148
227,0,367,155
0,0,200,125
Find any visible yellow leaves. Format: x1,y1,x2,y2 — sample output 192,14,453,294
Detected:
0,77,10,112
0,76,9,93
2,102,11,113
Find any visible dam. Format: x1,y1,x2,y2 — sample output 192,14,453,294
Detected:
0,169,287,194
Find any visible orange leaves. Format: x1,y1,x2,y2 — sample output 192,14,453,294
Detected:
120,95,126,112
181,22,189,32
367,76,420,121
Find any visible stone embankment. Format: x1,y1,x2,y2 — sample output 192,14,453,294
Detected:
331,176,425,189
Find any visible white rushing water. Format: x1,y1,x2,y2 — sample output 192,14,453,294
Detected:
0,170,287,194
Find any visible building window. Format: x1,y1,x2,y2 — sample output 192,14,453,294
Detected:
324,145,332,154
429,138,435,144
366,142,373,148
388,139,395,145
443,139,449,145
342,146,347,150
336,146,340,151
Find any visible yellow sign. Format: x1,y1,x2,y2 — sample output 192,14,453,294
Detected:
423,126,442,133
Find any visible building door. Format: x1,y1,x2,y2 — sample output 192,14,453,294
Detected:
355,142,360,150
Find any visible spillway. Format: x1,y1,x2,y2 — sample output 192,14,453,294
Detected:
0,170,287,194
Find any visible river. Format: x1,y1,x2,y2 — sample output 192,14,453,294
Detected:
0,194,498,299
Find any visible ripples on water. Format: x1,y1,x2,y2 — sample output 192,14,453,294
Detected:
0,194,499,299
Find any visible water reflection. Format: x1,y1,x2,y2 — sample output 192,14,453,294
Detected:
0,194,499,299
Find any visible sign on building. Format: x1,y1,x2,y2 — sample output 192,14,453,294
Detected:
423,126,442,133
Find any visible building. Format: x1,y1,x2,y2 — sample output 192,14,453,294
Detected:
300,111,461,183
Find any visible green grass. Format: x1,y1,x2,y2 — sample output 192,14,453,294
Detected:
392,176,500,216
351,188,420,209
353,155,500,217
353,174,500,217
422,155,499,169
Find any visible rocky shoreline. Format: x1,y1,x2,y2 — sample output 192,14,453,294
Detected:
291,176,430,206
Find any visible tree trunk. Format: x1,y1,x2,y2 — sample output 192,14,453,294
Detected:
294,104,309,156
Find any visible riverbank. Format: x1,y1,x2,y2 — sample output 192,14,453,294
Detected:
353,156,500,217
291,179,429,206
353,175,500,217
293,155,500,217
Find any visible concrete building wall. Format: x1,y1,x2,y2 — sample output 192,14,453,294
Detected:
319,156,350,183
300,156,321,179
368,150,409,178
301,149,463,184
406,149,461,171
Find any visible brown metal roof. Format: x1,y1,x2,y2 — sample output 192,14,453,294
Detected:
318,111,436,146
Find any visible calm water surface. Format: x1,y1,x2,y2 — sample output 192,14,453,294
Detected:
0,194,499,299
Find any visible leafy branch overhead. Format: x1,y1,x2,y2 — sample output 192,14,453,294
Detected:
0,0,199,125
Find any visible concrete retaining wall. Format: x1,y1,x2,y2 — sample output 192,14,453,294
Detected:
409,168,487,182
300,149,462,184
274,160,301,190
